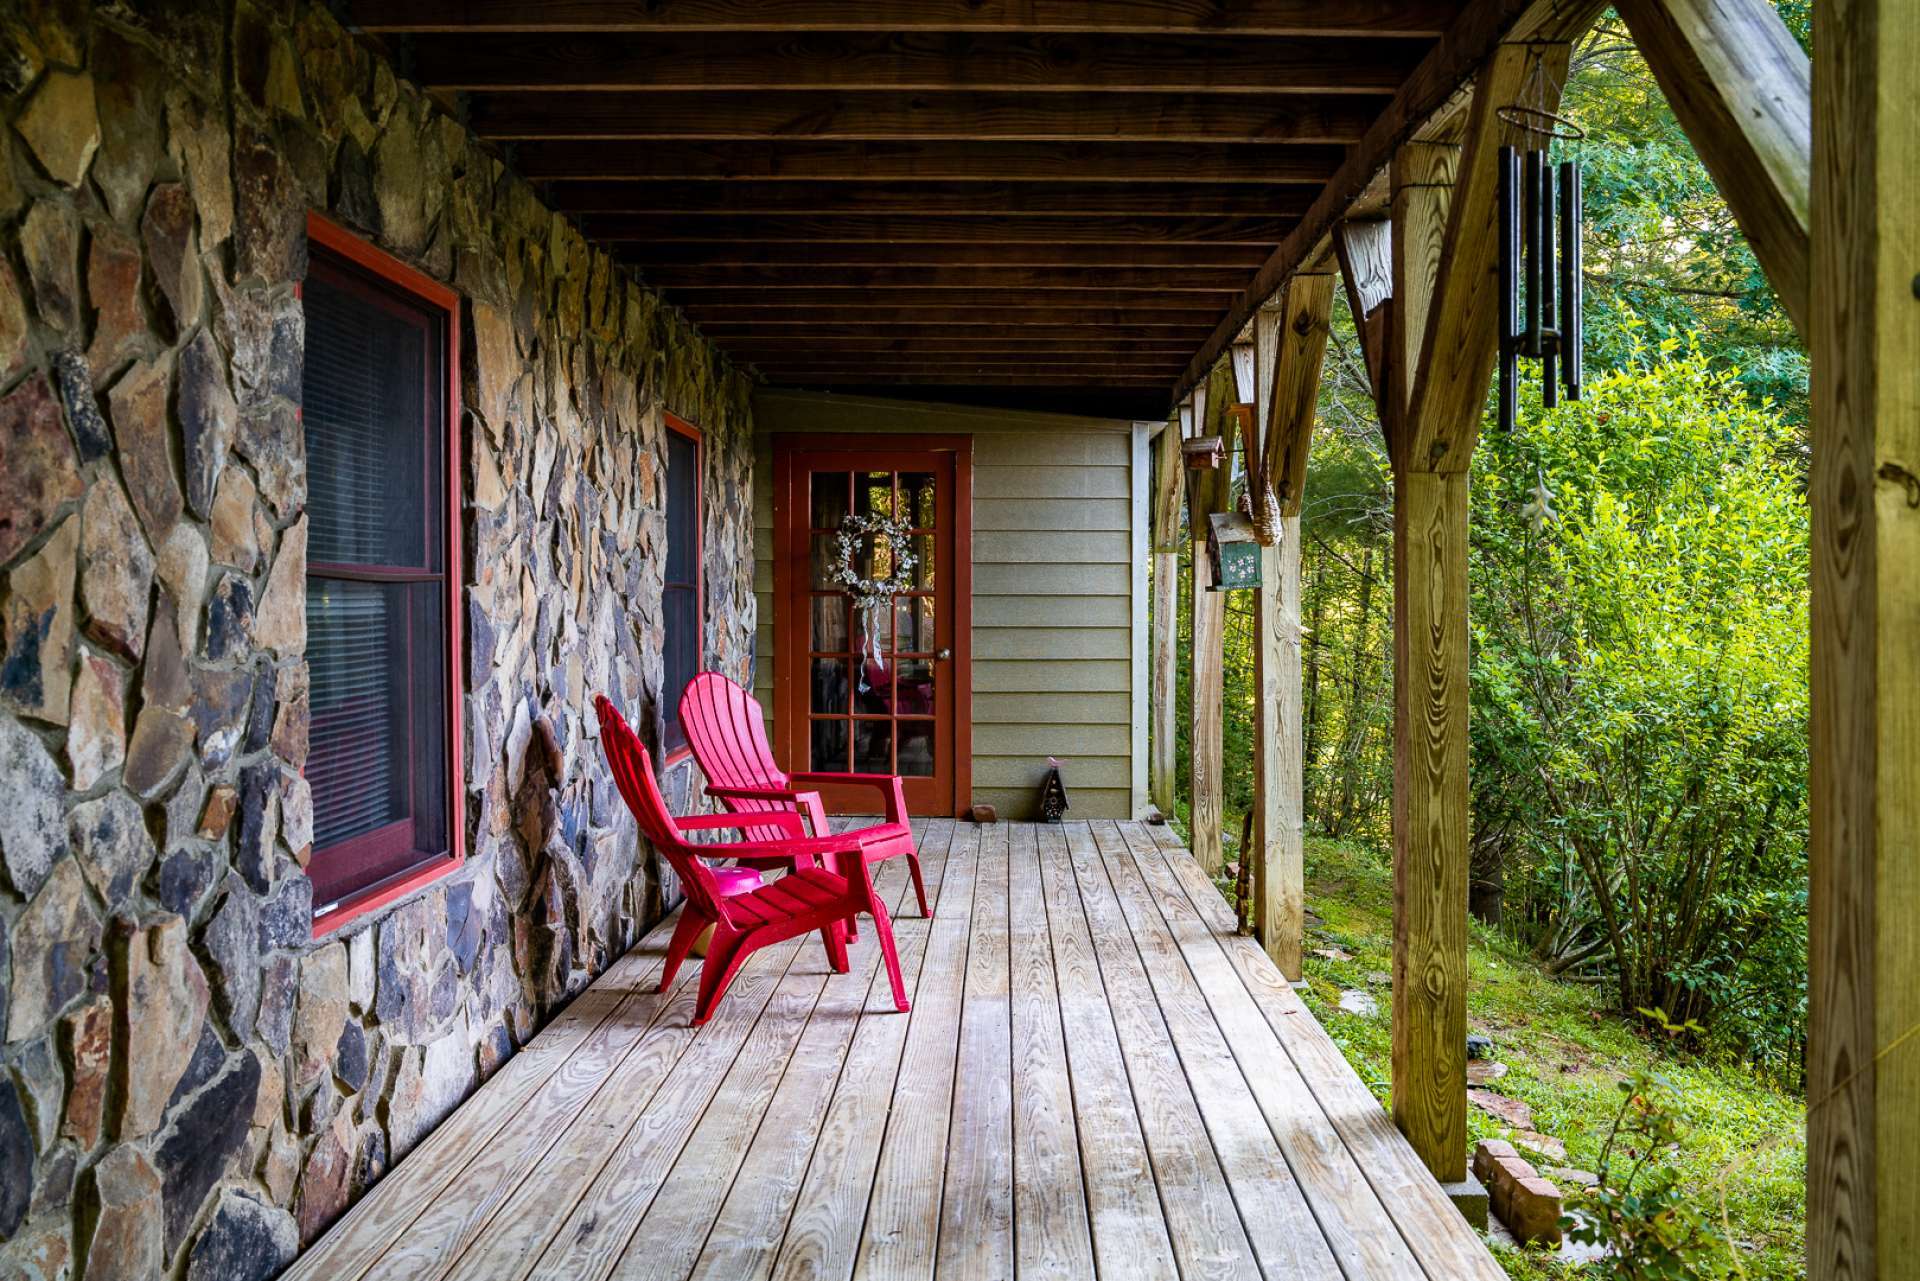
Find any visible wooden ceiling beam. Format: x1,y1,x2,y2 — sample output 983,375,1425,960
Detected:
410,31,1427,94
513,140,1347,185
681,305,1223,327
665,288,1232,310
757,372,1176,385
747,364,1189,377
696,323,1213,341
617,241,1272,268
350,1,1463,37
581,213,1292,243
550,180,1318,217
466,90,1387,143
640,264,1253,291
1169,0,1609,406
722,339,1199,354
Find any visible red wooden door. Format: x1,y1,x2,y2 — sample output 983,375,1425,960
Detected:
773,436,972,818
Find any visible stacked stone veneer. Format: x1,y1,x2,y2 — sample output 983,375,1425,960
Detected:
0,2,756,1277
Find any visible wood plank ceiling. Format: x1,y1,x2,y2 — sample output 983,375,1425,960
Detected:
346,2,1535,420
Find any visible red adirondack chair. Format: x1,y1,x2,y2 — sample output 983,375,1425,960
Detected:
594,695,910,1025
678,672,932,923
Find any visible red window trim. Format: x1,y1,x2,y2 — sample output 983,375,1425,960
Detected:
662,412,704,765
304,211,466,937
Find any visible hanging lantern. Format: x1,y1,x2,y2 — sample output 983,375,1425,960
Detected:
1228,327,1281,546
1496,102,1585,434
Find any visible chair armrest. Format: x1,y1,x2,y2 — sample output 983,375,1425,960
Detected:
691,830,875,865
707,783,799,801
676,812,807,838
706,784,829,837
785,772,911,824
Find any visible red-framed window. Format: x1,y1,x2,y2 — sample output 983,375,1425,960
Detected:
302,213,464,932
661,413,703,758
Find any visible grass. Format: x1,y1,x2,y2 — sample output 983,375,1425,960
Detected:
1289,835,1806,1280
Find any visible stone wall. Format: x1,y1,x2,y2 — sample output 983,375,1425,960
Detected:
0,2,756,1277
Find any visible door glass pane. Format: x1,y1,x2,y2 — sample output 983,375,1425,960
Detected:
894,659,935,716
854,660,892,714
810,718,849,772
811,658,849,714
809,535,839,589
854,720,893,773
810,596,848,653
894,595,934,653
810,471,849,529
898,720,936,777
910,534,935,589
901,472,936,528
853,472,893,519
850,605,885,664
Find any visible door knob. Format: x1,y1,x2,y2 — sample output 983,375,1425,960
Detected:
935,647,952,661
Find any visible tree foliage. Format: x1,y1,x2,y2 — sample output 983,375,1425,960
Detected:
1471,346,1808,1072
1170,13,1814,1077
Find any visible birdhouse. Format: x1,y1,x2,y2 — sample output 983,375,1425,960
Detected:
1038,758,1070,823
1182,435,1225,470
1207,511,1261,591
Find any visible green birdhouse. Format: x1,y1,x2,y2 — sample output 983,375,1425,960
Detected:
1207,512,1260,591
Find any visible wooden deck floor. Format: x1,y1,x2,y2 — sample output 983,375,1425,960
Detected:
289,820,1501,1281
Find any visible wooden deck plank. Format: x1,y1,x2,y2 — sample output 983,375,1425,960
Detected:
281,919,678,1281
294,821,1502,1281
936,819,1017,1278
367,935,710,1281
520,934,815,1280
766,827,966,1281
609,857,914,1280
689,825,952,1281
1128,822,1506,1281
1058,823,1264,1281
1007,823,1098,1280
849,822,982,1281
1033,825,1178,1281
1100,821,1423,1278
1085,821,1339,1280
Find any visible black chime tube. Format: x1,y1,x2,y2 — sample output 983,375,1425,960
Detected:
1498,146,1519,434
1561,160,1583,401
1523,148,1544,357
1538,150,1558,408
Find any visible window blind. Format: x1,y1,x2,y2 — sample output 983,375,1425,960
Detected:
302,252,450,906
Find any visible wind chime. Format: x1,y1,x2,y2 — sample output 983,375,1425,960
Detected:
1496,88,1585,436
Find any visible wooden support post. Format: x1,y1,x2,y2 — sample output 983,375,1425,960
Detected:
1187,380,1226,876
1386,39,1567,1186
1249,274,1335,980
1149,419,1182,816
1616,0,1810,336
1247,305,1291,974
1807,0,1920,1270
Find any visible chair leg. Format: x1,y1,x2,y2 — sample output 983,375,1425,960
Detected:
693,930,753,1026
826,851,860,941
820,920,850,973
867,899,911,1013
659,909,708,993
907,851,932,919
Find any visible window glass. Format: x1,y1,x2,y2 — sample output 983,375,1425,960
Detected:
662,425,701,751
303,249,452,911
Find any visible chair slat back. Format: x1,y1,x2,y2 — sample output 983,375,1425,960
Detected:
594,695,732,923
680,672,796,835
